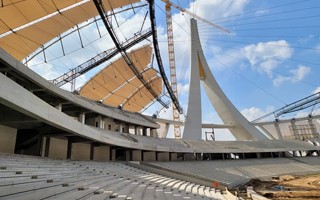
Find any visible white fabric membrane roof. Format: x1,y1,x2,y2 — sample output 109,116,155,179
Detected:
80,45,163,112
0,0,163,112
0,0,139,61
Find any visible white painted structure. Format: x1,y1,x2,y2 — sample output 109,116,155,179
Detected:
183,19,268,140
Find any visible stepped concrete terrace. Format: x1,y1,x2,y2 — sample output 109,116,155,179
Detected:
146,156,320,188
0,153,229,200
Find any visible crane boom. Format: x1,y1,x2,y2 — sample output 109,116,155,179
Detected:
162,0,230,33
165,2,181,139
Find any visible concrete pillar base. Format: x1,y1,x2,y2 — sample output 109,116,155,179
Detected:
143,151,156,162
132,150,142,161
157,152,170,161
93,145,110,161
170,152,178,161
184,153,196,161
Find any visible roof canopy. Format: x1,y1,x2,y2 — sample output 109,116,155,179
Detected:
0,0,139,60
79,45,163,112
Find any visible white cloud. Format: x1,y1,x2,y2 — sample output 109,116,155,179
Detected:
210,48,246,71
188,0,249,20
299,35,314,44
313,87,320,94
316,43,320,54
243,40,293,77
29,59,60,80
241,106,275,121
273,65,311,86
255,9,269,16
177,83,189,94
161,0,250,82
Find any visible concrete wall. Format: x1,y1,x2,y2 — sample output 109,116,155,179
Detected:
48,137,68,160
143,151,156,161
170,153,178,161
132,150,142,161
157,152,170,161
104,118,116,131
94,145,110,161
72,143,90,161
0,125,17,154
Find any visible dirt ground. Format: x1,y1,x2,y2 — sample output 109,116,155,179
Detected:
247,174,320,200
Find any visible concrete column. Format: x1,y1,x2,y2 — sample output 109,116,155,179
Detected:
79,113,85,124
142,128,147,136
44,137,50,157
150,128,158,137
72,143,90,161
90,143,94,160
67,139,72,160
162,123,170,138
291,120,299,139
157,152,170,161
170,152,178,161
48,137,68,160
97,116,104,129
184,153,196,161
125,150,131,161
135,126,140,135
111,149,116,161
94,145,110,161
0,125,17,154
55,104,62,111
274,122,283,139
257,153,261,159
143,151,156,161
124,124,130,133
132,150,142,161
119,124,123,133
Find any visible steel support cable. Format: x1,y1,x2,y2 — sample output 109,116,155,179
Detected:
198,14,320,29
199,41,320,67
211,55,287,105
201,42,318,87
200,25,320,33
147,0,183,114
93,0,168,108
200,1,318,25
203,39,320,51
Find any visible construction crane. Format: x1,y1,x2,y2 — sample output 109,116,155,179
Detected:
162,0,229,139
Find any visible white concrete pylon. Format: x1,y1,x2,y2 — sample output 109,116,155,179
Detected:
183,19,268,141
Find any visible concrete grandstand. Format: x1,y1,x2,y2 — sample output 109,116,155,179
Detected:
1,0,320,199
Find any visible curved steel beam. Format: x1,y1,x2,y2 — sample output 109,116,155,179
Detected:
93,0,167,108
147,0,183,114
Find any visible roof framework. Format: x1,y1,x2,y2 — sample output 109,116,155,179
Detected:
0,0,138,60
0,0,167,112
79,45,162,112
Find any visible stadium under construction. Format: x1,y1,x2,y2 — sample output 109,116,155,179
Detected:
0,0,320,199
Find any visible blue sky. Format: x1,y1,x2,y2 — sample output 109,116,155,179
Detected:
147,0,319,139
28,0,320,140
